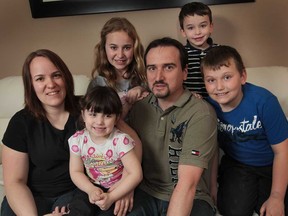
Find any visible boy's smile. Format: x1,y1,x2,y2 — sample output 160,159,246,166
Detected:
203,59,247,112
181,14,213,50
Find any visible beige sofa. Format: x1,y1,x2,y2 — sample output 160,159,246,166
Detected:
0,66,287,205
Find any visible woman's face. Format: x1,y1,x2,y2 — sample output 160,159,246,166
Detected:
105,30,134,77
30,56,66,111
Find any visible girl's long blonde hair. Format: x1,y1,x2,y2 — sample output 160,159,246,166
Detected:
91,17,146,89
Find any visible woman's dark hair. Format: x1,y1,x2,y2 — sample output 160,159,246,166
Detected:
22,49,77,120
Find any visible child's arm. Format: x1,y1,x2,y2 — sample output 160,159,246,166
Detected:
95,149,143,210
116,119,142,161
121,86,149,119
69,153,103,204
260,138,288,216
111,119,143,215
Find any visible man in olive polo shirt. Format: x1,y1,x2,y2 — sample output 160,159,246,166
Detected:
128,37,218,216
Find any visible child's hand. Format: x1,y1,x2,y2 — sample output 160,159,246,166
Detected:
191,91,202,99
139,90,149,100
126,86,148,104
112,190,134,216
95,192,114,211
107,180,132,214
88,186,104,204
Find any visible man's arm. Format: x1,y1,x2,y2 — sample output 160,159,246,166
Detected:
167,164,203,216
209,147,219,205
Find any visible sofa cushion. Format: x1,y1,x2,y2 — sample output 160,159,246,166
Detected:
73,74,90,96
0,119,10,146
0,76,24,119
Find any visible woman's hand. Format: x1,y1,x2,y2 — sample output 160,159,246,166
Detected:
43,206,70,216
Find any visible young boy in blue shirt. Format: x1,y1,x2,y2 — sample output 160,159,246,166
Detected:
179,2,218,98
201,45,288,216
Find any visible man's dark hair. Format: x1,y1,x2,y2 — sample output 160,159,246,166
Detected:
144,37,188,70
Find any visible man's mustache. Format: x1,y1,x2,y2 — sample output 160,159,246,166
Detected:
153,80,167,86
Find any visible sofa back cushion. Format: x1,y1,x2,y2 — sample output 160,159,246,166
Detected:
0,76,24,119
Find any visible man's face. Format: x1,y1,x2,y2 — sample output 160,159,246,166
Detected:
145,46,187,104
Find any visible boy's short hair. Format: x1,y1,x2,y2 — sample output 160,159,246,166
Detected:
200,45,245,76
179,2,212,29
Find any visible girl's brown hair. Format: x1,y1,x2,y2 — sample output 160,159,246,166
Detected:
91,17,146,89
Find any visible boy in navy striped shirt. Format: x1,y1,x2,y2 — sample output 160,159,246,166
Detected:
179,2,218,98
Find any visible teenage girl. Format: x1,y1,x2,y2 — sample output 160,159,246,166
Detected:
87,17,149,118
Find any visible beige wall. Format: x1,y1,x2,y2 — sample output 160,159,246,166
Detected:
0,0,287,78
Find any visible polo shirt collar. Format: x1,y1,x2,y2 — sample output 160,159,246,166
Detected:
149,90,192,109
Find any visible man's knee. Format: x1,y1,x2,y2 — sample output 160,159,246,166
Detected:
128,188,158,216
191,199,215,216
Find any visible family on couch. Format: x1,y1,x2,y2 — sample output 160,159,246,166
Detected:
1,2,288,216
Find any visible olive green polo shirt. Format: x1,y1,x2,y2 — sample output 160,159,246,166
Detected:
129,90,217,207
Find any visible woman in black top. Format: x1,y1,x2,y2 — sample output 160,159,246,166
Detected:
1,49,80,216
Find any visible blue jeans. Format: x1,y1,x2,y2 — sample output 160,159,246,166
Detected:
127,188,215,216
217,155,288,216
1,189,77,216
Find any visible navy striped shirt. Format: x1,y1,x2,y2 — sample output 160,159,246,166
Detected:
184,38,218,98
